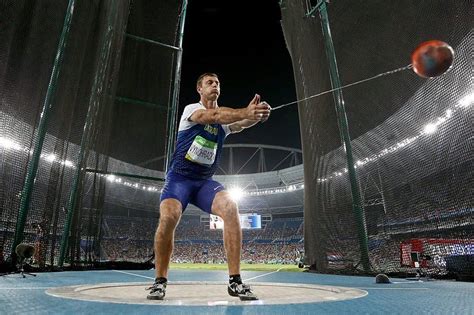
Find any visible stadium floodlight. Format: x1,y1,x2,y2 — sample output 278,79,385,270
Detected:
107,174,116,182
44,154,56,162
62,160,74,168
423,123,437,134
0,136,22,151
458,93,474,108
445,109,453,118
228,186,244,202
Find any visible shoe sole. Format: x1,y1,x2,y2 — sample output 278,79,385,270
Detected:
228,287,238,297
147,294,165,300
238,294,259,301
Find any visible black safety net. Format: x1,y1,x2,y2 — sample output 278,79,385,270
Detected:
281,0,473,277
0,0,183,270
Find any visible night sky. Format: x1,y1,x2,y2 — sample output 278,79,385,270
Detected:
179,0,301,149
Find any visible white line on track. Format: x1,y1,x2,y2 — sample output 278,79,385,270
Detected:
243,267,283,282
112,269,154,280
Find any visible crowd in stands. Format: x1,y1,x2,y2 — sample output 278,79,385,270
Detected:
379,208,473,235
101,239,153,262
96,207,473,271
368,237,404,272
2,201,470,272
170,243,302,264
99,216,304,264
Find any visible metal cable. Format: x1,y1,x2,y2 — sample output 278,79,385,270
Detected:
271,64,413,111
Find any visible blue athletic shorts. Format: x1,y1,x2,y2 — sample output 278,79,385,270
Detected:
160,171,225,213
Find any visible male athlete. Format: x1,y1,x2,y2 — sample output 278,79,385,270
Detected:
147,73,271,300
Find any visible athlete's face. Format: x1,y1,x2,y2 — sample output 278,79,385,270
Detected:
198,76,220,101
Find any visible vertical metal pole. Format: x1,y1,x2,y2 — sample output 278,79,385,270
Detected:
165,0,188,172
229,147,234,174
58,0,122,267
11,0,76,260
377,164,387,214
318,2,370,272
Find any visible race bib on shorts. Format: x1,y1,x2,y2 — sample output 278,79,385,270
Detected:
185,135,217,166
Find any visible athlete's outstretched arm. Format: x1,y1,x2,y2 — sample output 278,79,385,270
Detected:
228,101,271,133
190,94,270,125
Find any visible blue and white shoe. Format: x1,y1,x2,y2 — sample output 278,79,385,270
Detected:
146,282,167,300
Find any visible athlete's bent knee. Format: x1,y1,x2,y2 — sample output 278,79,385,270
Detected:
158,199,182,230
212,192,238,221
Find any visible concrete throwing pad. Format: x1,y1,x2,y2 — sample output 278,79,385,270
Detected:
46,281,367,306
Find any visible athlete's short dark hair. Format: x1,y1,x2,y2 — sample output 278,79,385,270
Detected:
196,73,219,88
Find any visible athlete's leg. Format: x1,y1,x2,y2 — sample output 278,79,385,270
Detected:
148,199,180,300
193,181,257,300
154,172,194,279
155,198,182,279
211,191,242,275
